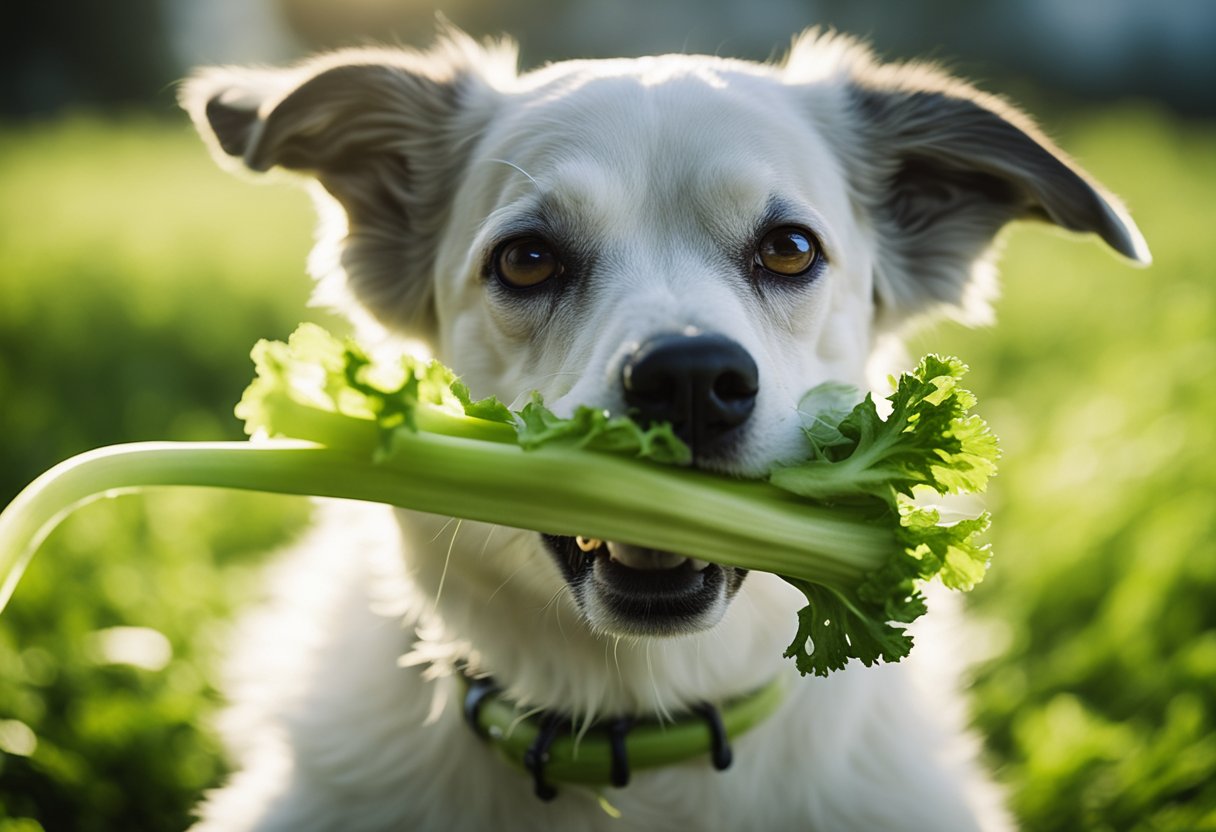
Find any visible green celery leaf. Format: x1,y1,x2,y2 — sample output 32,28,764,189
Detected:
796,380,861,460
450,379,516,425
782,580,915,677
770,354,999,505
517,394,692,464
236,326,998,680
897,504,993,592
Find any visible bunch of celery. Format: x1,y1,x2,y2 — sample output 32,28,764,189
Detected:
0,324,998,676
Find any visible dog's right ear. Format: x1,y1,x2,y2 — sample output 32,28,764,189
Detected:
179,34,515,338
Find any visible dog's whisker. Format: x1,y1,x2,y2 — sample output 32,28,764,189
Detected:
538,583,567,616
506,705,547,740
602,638,612,684
483,157,541,192
536,582,575,654
645,642,674,725
431,519,462,614
574,691,603,750
477,525,499,559
486,550,536,605
427,515,458,544
695,635,707,692
574,713,594,749
552,587,571,645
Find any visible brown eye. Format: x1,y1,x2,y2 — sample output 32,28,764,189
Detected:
755,226,819,277
495,237,561,288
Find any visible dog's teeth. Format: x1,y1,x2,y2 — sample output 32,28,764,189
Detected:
687,558,710,572
575,536,603,553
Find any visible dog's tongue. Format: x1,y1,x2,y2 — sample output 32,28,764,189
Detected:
606,542,709,572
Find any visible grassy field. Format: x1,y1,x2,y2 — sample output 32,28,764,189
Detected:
0,109,1213,830
911,109,1216,831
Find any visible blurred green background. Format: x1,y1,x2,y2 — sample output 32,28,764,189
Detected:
1,3,1214,831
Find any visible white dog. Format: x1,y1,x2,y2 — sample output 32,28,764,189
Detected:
181,27,1148,831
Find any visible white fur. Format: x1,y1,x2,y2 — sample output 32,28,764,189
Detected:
193,504,1007,832
182,28,1146,831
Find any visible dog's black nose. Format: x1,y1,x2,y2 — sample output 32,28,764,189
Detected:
622,333,758,454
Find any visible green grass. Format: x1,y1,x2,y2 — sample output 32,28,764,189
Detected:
910,107,1216,831
0,117,333,830
0,109,1214,830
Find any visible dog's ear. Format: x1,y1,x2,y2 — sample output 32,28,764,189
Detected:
179,33,516,338
788,34,1150,329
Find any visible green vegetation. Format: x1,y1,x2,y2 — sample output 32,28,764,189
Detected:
0,323,998,679
910,108,1216,831
236,330,999,683
0,109,1213,830
0,117,327,831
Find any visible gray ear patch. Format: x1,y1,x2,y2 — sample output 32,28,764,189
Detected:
180,39,514,339
851,85,1150,265
203,91,261,158
809,38,1151,329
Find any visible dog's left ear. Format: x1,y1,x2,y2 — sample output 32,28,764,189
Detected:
791,35,1150,329
179,32,516,338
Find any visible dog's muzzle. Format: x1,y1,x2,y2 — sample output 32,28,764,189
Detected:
543,333,758,635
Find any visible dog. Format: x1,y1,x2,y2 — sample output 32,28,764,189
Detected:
180,26,1148,831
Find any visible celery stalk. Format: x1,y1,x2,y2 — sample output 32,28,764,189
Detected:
0,323,1000,676
0,435,887,613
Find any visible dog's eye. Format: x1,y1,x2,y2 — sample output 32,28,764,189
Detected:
494,237,561,289
755,227,819,277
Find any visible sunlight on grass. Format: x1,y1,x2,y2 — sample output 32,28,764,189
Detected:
910,105,1216,832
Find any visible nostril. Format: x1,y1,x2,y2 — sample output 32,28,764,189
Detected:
713,370,758,403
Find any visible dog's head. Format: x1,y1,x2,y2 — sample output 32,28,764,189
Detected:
183,29,1146,683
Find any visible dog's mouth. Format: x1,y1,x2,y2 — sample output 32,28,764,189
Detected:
543,534,746,636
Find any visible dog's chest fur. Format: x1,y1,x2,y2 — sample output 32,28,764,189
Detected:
195,503,1005,832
